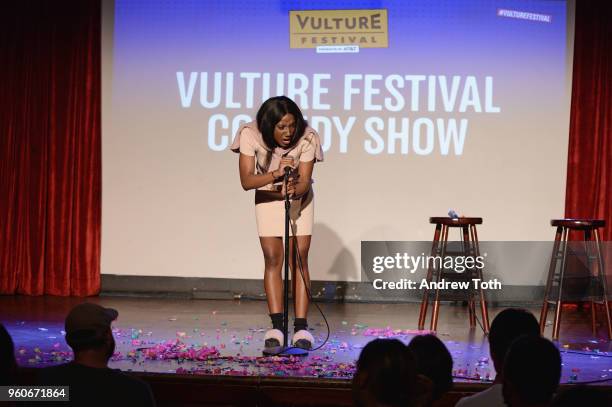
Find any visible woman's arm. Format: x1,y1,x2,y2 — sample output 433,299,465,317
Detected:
289,159,314,198
239,153,283,191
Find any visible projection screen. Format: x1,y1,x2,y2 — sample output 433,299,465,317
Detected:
101,0,575,285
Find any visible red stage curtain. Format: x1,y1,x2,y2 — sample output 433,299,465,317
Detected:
0,1,101,296
565,1,612,240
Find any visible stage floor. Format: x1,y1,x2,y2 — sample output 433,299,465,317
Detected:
1,295,611,384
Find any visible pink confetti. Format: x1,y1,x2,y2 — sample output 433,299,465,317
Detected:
363,327,433,338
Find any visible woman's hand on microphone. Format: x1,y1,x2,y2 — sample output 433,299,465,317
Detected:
281,172,300,198
272,157,294,179
281,181,297,198
280,157,294,172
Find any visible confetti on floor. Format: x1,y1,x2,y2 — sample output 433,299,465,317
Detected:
6,309,611,384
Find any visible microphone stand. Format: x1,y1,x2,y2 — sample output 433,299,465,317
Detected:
263,167,308,356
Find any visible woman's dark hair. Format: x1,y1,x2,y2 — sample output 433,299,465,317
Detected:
353,339,417,407
551,385,611,406
407,334,453,400
488,308,539,365
0,323,18,385
256,96,306,170
504,336,561,405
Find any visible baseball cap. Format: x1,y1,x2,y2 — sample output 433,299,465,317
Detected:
64,303,118,346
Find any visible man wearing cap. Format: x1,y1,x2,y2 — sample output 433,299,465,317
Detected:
36,303,155,406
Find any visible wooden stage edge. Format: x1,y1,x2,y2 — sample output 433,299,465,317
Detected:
16,368,612,407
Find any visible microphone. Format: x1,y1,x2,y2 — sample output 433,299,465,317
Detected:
283,167,292,192
283,166,292,202
282,152,293,175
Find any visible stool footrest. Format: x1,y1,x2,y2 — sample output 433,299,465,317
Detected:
431,250,479,257
552,254,600,261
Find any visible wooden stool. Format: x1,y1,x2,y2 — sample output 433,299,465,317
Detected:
539,219,612,340
418,217,490,333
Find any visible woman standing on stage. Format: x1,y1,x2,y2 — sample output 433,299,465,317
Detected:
231,96,323,350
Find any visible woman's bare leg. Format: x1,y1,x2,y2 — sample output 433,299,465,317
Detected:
289,235,311,318
260,236,284,314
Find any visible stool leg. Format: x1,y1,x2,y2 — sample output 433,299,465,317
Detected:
591,301,597,336
584,230,598,336
594,229,612,340
431,225,449,332
540,226,563,334
462,226,476,328
419,224,442,330
468,297,476,328
553,228,569,340
472,225,490,333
